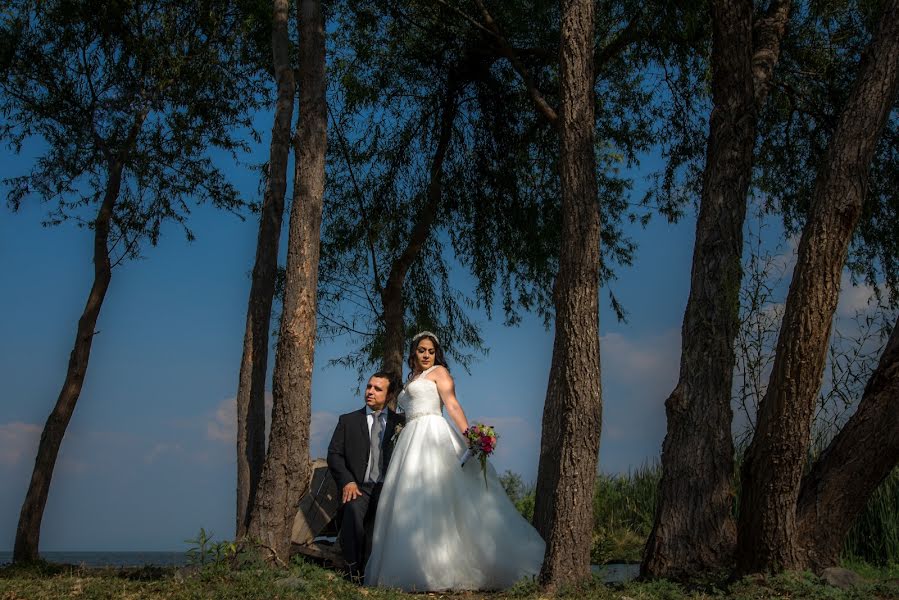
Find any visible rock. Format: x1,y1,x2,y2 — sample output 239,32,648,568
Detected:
821,567,866,589
291,459,339,546
275,576,308,591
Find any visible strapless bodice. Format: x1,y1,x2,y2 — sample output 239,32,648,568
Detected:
398,370,442,421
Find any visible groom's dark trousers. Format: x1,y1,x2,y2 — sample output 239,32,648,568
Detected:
327,407,402,577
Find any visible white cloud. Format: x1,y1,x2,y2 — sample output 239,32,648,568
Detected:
145,442,184,464
206,393,274,443
204,395,338,460
836,272,881,318
0,422,41,466
600,328,681,388
598,329,682,473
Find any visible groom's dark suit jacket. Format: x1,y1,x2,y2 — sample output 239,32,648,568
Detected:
327,407,404,489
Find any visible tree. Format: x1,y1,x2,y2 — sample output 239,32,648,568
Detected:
531,0,602,587
245,0,326,563
737,0,899,572
235,0,295,540
320,0,556,378
641,0,790,579
794,316,899,569
1,0,264,563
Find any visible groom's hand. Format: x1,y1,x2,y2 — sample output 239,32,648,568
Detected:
342,482,362,503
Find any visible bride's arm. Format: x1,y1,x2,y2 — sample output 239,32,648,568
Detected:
431,366,470,433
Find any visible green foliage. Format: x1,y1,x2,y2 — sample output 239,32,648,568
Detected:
318,0,713,372
500,469,536,521
1,0,267,256
590,465,661,563
506,459,899,568
184,528,236,567
754,0,899,305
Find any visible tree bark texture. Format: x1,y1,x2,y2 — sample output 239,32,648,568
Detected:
795,318,899,570
737,1,899,573
380,78,458,380
642,0,790,580
246,0,327,563
532,0,601,588
13,160,125,563
235,0,295,540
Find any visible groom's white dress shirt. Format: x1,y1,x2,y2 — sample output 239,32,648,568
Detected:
364,406,387,483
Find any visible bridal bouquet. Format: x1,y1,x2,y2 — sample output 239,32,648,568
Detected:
460,423,497,488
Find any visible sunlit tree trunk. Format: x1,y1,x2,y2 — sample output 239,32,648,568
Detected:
246,0,327,563
532,0,602,588
235,0,295,540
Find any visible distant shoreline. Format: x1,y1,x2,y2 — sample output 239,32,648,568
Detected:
0,551,187,567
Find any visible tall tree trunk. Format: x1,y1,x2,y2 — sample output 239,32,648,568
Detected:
737,1,899,573
532,0,601,588
641,0,789,579
795,318,899,570
245,0,327,563
235,0,295,540
13,160,125,563
380,78,458,379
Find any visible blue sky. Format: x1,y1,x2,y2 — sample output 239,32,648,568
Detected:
1,101,882,552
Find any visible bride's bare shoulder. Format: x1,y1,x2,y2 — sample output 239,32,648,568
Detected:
427,365,452,382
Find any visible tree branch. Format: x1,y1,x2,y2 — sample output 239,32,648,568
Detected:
470,0,559,124
327,105,384,296
594,12,642,78
383,74,459,294
751,0,791,108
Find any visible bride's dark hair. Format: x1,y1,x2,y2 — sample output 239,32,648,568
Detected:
406,332,449,376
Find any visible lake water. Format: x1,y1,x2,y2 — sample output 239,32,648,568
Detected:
0,551,188,567
592,563,640,583
0,551,640,583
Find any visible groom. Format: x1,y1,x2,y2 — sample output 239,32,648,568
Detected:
327,371,404,581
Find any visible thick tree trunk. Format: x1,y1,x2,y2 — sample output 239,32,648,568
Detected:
532,0,601,588
13,160,125,563
380,79,457,379
736,1,899,573
245,0,327,564
235,0,295,540
795,318,899,570
641,0,789,580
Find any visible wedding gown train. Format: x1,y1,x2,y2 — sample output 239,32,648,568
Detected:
364,366,545,591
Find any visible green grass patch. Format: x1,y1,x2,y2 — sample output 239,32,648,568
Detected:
3,558,897,599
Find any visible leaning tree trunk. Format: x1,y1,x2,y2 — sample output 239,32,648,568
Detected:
737,1,899,573
245,0,327,564
642,0,789,579
531,0,602,588
235,0,295,540
380,78,458,380
13,160,125,563
795,317,899,570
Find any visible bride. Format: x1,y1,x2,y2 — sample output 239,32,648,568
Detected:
364,331,545,591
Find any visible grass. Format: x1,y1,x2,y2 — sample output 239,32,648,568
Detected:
3,461,895,599
1,557,898,599
843,467,899,565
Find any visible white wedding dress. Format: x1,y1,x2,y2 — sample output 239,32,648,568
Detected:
364,366,545,591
